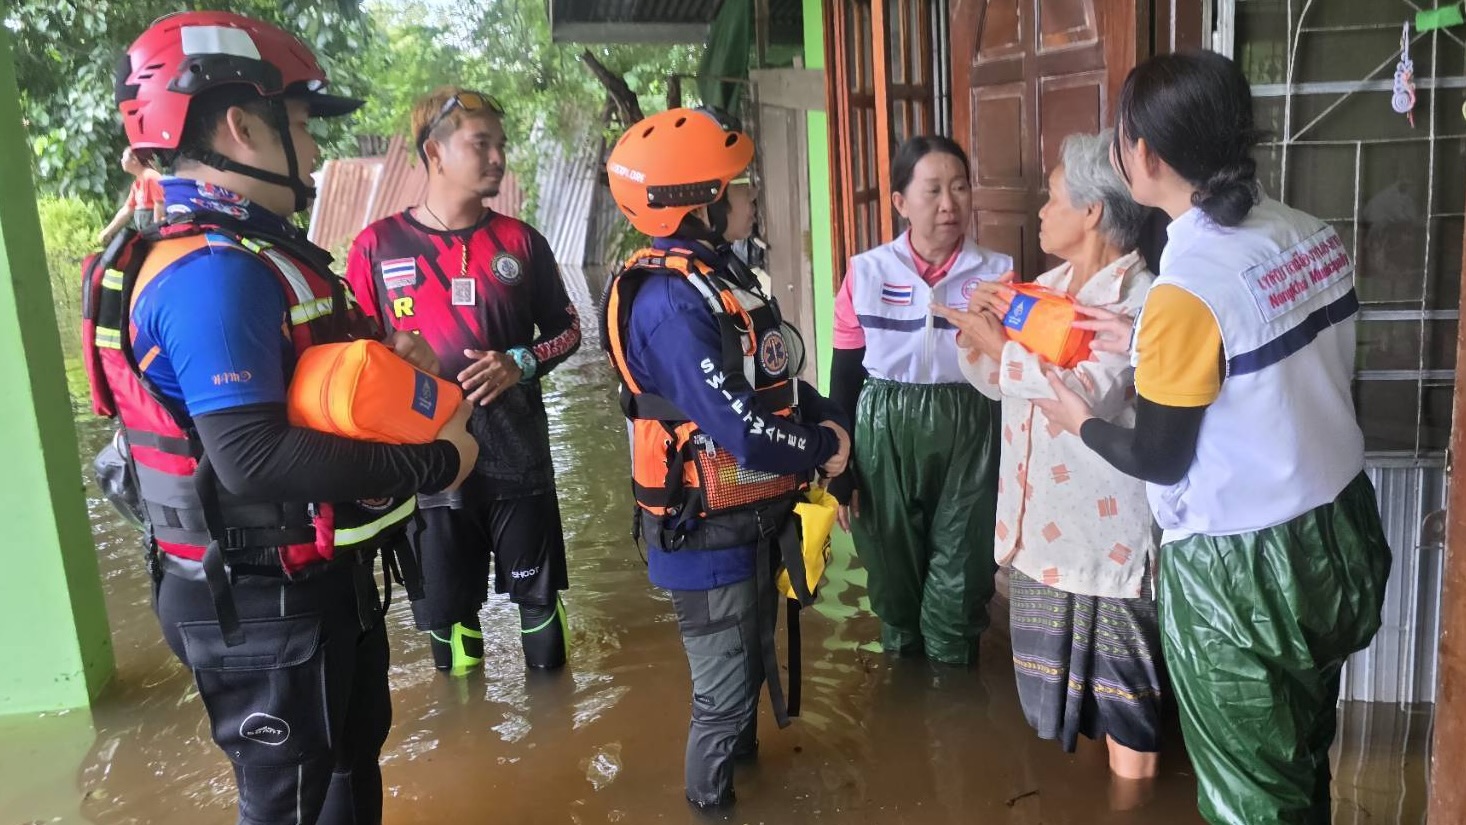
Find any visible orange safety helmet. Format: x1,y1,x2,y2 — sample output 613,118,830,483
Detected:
606,108,754,238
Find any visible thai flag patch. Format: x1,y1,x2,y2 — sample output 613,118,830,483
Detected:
881,282,913,306
380,258,419,290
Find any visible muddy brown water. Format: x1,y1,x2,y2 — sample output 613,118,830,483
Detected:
0,348,1432,825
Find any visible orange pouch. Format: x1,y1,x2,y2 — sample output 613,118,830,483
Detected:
287,339,461,444
1000,283,1095,369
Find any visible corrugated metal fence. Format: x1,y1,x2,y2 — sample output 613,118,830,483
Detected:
531,124,624,350
1340,456,1448,704
308,136,524,255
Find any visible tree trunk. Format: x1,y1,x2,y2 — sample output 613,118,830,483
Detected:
580,50,643,126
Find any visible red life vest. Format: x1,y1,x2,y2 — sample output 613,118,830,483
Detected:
82,218,418,640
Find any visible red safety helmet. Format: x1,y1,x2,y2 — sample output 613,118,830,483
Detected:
115,11,362,152
606,108,754,238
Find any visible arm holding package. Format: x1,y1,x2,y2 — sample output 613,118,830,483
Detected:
1077,284,1220,485
147,247,460,500
989,269,1150,418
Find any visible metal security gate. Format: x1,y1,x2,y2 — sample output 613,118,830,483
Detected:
1224,0,1466,704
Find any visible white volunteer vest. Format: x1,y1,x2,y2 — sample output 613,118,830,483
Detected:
848,232,1012,385
1142,198,1364,541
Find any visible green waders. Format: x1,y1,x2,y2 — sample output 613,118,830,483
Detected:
851,378,1000,665
1159,472,1391,825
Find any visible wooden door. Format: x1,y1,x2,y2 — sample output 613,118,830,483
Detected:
950,0,1142,278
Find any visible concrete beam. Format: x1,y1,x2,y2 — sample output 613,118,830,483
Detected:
551,21,710,44
0,25,114,714
751,68,826,111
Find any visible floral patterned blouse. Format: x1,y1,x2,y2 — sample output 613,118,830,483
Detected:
958,251,1157,599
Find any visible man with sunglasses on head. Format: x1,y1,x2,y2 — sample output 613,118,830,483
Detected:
346,87,580,673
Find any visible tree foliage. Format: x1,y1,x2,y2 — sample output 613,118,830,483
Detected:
359,0,702,145
8,1,369,201
9,0,703,205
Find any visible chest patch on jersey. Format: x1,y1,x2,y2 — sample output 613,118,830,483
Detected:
380,258,419,290
960,278,981,302
492,252,524,286
1241,228,1350,323
759,329,790,375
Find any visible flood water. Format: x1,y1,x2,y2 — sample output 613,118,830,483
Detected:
0,297,1434,824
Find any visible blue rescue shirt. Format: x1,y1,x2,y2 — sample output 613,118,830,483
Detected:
131,179,305,417
622,238,844,591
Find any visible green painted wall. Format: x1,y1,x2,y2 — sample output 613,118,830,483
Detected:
0,27,114,714
803,0,836,393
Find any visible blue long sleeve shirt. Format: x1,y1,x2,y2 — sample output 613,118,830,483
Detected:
623,240,846,590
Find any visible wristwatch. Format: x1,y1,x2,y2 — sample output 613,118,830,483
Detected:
509,346,538,383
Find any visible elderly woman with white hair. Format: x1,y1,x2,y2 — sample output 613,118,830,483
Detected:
933,130,1162,781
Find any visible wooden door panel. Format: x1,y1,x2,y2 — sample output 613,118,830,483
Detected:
1038,72,1104,173
826,0,939,274
1037,0,1096,50
952,0,1139,278
975,210,1033,278
977,2,1022,59
971,85,1026,187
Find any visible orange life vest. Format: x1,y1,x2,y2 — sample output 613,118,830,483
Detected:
601,246,810,549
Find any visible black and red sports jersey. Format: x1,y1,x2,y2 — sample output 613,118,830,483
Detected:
346,210,581,498
345,209,581,380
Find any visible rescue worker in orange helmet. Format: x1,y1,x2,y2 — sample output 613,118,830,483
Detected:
601,107,852,810
90,12,477,824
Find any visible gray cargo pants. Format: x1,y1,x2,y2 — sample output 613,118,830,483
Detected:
670,575,771,805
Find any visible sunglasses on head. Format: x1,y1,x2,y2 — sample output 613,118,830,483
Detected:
416,91,505,156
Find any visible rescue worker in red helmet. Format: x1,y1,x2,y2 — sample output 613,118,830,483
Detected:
93,12,477,823
601,107,852,809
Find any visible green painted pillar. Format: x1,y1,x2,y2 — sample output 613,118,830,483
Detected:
803,0,837,393
0,26,114,714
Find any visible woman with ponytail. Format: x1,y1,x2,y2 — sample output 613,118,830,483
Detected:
1033,50,1391,825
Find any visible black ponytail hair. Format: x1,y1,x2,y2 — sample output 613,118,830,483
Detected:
1116,50,1266,227
891,135,971,195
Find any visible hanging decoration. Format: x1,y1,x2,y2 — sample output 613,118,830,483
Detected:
1392,22,1417,128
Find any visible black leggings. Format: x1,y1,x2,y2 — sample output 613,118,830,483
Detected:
154,556,391,825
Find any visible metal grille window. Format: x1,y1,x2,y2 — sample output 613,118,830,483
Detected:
1225,0,1462,707
1231,0,1466,455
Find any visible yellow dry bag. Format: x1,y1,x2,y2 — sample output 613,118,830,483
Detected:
777,486,838,605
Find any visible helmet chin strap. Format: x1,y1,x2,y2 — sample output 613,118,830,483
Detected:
194,100,315,214
678,192,731,247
